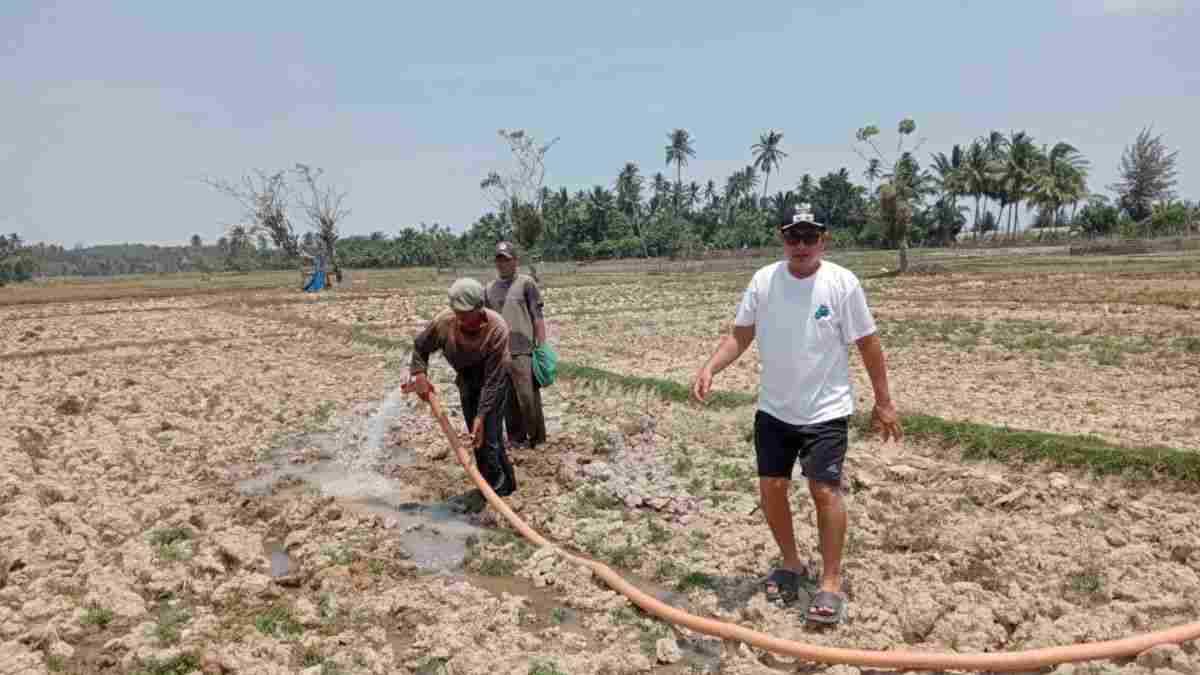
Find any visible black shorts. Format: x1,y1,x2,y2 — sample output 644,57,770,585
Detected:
753,411,849,483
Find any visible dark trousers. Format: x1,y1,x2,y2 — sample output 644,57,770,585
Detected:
505,354,546,448
457,368,516,495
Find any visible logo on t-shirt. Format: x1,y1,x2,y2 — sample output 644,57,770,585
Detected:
814,304,831,320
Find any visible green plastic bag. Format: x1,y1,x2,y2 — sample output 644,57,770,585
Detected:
532,342,558,387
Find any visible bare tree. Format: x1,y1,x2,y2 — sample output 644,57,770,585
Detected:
292,163,350,266
205,170,299,257
855,119,925,273
480,129,557,276
480,129,560,212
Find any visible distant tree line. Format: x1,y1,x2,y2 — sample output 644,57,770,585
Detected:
0,233,37,285
5,125,1192,281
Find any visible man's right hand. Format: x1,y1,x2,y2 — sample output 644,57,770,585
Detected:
691,367,713,404
402,373,435,401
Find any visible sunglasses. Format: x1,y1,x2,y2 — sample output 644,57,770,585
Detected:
782,228,823,246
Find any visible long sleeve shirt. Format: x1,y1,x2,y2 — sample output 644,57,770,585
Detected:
409,308,511,419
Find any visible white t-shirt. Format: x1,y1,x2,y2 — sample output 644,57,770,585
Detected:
733,260,877,426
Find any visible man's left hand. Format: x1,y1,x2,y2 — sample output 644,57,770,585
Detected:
471,416,484,448
872,401,903,442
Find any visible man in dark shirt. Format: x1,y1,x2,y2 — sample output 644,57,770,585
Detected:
407,277,517,497
484,241,547,449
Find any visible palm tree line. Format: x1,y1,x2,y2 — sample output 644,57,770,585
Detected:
339,126,1112,267
15,126,1191,279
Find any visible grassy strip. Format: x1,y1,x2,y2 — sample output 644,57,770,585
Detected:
553,357,1200,481
346,325,1199,481
556,361,756,408
853,412,1200,482
349,326,408,351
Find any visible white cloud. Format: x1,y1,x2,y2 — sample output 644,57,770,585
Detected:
1089,0,1190,16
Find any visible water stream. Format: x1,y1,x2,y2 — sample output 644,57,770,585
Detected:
236,383,488,570
234,383,725,672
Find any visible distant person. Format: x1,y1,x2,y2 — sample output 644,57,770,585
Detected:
405,278,517,499
690,204,901,625
484,241,547,450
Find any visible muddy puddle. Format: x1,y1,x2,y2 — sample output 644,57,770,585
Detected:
236,386,490,570
234,385,728,672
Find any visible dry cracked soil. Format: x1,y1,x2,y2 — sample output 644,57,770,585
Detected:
2,254,1199,675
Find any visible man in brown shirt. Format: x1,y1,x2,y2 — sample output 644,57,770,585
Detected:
407,277,517,496
484,241,547,449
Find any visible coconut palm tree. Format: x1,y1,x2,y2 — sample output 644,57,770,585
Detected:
703,180,719,210
615,162,643,218
665,129,696,215
960,141,996,234
796,174,816,204
586,186,616,244
1000,131,1038,237
650,172,669,214
930,145,966,207
751,130,788,204
1030,142,1089,228
863,159,882,193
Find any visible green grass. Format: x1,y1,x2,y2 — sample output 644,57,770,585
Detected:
1175,336,1200,354
156,540,193,562
557,361,755,408
311,401,336,427
528,661,568,675
881,317,1167,365
1065,562,1105,601
322,545,354,565
571,486,622,517
673,453,695,476
152,603,191,645
254,605,304,639
465,530,535,576
80,605,114,628
415,656,450,675
475,556,518,576
148,526,191,547
644,518,673,546
300,649,344,674
675,571,718,592
864,412,1200,481
134,654,201,675
605,534,640,568
349,325,409,351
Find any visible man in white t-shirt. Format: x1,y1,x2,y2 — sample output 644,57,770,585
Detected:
691,204,901,625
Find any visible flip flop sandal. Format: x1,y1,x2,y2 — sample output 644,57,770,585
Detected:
763,568,802,606
806,590,848,625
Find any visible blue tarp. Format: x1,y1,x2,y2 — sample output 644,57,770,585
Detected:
303,269,326,293
303,254,327,292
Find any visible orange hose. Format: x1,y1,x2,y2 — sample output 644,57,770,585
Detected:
422,393,1200,671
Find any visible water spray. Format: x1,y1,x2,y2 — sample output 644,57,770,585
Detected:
412,390,1200,672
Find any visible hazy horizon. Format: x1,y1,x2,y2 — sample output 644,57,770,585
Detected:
4,0,1197,248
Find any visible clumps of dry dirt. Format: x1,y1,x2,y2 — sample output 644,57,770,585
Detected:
54,396,86,416
5,278,1200,675
556,415,702,519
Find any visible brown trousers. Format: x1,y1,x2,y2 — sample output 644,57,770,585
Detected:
505,354,546,447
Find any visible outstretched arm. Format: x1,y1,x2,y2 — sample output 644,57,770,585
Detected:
405,316,445,400
692,324,755,403
854,332,902,441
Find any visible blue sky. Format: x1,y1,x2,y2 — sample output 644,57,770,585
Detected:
3,0,1197,246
